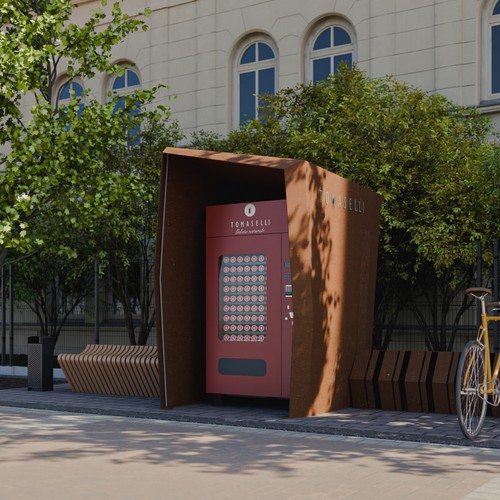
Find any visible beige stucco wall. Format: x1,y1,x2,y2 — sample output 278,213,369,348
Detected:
19,0,498,135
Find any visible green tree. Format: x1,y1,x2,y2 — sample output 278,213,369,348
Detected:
13,251,94,342
0,0,165,349
191,67,496,350
104,110,184,345
0,0,154,266
482,147,500,240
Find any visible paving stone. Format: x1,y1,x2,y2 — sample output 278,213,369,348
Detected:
0,381,499,448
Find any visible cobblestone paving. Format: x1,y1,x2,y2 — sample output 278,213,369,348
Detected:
1,378,499,449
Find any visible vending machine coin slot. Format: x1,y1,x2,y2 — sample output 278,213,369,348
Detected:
284,261,292,297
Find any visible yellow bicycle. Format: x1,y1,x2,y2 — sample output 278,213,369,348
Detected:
456,288,500,439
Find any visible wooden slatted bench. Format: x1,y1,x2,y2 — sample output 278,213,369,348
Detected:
349,350,500,417
58,344,159,398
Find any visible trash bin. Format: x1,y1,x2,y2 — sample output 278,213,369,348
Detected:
27,336,54,391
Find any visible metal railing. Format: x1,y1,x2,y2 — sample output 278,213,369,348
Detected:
374,239,499,352
0,262,156,366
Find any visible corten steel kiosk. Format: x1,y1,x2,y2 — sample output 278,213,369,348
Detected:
155,148,382,418
206,200,293,398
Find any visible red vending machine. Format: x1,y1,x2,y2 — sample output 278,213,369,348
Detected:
206,200,293,398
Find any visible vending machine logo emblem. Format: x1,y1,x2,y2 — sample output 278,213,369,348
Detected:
227,202,275,234
244,203,256,217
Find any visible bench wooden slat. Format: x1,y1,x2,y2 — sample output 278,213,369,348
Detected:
58,344,159,398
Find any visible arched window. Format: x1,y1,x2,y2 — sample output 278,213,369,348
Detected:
308,22,355,83
487,1,500,98
235,40,277,126
57,80,85,114
56,80,85,131
109,68,142,138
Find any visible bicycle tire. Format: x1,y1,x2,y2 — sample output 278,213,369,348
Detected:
456,340,488,439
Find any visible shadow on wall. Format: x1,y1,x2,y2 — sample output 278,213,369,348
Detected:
286,162,379,416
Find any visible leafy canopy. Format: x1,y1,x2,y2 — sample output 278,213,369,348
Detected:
0,0,155,264
103,109,184,345
198,67,495,284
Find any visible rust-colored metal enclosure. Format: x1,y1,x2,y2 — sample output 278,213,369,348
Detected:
155,148,382,417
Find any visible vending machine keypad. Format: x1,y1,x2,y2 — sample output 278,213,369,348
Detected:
219,253,267,342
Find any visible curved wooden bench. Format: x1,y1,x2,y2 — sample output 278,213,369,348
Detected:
58,344,159,398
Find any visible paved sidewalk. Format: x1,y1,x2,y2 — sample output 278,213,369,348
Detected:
2,406,500,500
1,381,500,449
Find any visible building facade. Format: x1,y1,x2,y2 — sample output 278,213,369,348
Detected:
6,0,499,360
54,0,500,136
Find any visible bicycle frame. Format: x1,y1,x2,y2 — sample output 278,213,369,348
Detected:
456,288,500,439
476,298,500,397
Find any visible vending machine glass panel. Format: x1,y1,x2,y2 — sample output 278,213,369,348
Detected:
219,253,268,343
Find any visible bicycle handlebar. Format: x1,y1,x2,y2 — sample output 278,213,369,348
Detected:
486,302,500,313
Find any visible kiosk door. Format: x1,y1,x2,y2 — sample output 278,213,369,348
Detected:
206,233,284,397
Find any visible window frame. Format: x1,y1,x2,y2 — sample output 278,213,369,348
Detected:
482,0,500,102
107,66,142,140
232,36,278,128
305,18,356,84
56,79,85,110
108,67,142,107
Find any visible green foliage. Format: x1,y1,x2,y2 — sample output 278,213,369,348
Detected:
0,0,146,110
108,108,184,245
102,106,184,265
192,66,497,350
0,0,154,265
0,0,162,347
0,87,163,259
13,250,94,341
104,108,184,345
215,67,495,285
482,147,500,241
188,129,227,152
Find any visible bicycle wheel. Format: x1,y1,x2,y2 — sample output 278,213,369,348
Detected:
456,340,488,439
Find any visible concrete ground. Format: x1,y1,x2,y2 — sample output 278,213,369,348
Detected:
1,381,500,498
1,405,499,499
